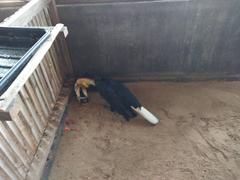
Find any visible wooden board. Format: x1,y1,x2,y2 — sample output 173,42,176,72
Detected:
0,1,27,7
0,0,51,27
26,81,73,180
0,1,73,179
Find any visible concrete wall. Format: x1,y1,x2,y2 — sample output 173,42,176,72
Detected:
57,0,240,79
1,1,240,79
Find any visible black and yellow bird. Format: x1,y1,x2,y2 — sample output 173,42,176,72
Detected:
74,77,159,125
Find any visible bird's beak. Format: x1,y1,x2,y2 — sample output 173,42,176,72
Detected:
74,83,81,101
81,87,88,97
88,79,95,86
75,78,95,102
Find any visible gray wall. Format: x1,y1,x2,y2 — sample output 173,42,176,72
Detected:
1,1,240,79
57,0,240,79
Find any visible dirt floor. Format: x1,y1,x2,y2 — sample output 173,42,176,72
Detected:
49,81,240,180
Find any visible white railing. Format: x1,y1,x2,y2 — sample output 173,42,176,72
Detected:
0,1,73,179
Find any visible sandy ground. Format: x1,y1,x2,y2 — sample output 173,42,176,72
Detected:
49,81,240,180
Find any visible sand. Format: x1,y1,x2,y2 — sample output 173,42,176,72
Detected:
49,81,240,180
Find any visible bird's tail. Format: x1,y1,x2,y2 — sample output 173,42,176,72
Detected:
131,106,159,125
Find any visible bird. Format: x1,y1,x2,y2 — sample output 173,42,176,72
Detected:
74,77,159,125
95,79,137,120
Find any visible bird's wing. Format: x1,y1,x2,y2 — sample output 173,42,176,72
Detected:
96,80,135,120
109,80,141,108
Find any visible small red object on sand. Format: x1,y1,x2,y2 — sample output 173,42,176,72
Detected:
64,126,71,132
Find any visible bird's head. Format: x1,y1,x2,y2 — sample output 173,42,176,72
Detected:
74,78,96,102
